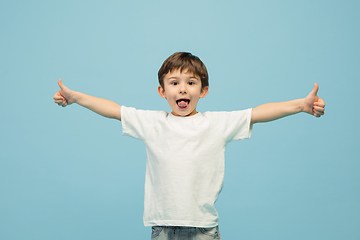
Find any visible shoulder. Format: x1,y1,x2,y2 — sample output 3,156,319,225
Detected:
121,106,168,119
203,109,252,119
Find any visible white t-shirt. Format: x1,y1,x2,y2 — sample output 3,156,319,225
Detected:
121,106,252,227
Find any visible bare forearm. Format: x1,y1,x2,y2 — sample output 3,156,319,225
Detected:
251,99,304,124
73,91,121,120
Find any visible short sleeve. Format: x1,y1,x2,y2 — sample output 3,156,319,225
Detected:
121,106,167,141
224,108,253,142
204,109,252,143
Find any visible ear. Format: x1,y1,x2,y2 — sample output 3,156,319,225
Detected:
200,86,209,98
158,85,166,98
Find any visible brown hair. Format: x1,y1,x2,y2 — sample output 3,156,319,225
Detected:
158,52,209,89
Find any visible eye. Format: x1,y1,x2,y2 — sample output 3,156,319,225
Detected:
171,81,178,85
188,81,195,85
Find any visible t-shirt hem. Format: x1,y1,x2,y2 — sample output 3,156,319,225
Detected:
144,220,218,228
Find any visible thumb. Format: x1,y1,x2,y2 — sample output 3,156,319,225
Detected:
58,78,66,89
311,83,319,96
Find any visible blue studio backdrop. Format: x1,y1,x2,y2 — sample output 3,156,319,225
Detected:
1,1,359,239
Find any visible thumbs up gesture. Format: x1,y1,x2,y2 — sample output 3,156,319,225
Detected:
53,79,75,107
303,83,325,117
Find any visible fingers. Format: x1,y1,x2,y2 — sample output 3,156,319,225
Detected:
314,98,325,107
53,92,66,102
313,104,325,117
313,105,324,112
53,93,64,101
313,109,324,117
314,105,325,114
56,100,68,107
54,94,68,107
313,111,324,118
312,96,325,117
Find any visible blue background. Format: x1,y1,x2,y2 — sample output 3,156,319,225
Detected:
1,0,359,239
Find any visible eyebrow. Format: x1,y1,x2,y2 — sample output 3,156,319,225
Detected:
167,76,199,80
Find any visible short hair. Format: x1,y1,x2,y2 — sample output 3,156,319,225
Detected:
158,52,209,89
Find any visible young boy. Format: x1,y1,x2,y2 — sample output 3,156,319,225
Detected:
53,52,325,240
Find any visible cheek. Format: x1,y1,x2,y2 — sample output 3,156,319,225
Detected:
168,90,179,99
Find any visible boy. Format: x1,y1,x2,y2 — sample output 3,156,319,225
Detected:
53,52,325,240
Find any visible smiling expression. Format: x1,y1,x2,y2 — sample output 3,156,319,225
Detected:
158,69,209,117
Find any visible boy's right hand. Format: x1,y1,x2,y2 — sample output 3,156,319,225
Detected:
53,79,75,107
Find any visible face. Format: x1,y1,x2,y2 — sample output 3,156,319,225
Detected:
158,69,209,117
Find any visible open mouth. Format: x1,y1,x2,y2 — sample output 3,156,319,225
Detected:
176,98,190,108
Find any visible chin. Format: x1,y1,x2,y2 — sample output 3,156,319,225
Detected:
179,110,197,117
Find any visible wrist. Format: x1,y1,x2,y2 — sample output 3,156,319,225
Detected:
299,98,306,113
288,98,305,114
71,91,81,104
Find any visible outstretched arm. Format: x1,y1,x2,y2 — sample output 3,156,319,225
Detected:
53,79,122,121
251,83,325,124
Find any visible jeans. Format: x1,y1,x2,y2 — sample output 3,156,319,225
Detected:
151,225,221,240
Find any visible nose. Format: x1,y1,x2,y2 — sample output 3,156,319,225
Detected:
179,83,187,94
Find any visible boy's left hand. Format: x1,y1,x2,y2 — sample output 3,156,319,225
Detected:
303,83,325,117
